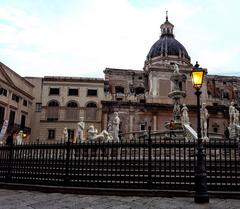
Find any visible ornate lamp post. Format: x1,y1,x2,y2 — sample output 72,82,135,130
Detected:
191,62,209,203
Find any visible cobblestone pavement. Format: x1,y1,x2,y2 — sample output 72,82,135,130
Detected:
0,189,239,209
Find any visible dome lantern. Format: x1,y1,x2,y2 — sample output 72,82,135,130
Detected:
160,11,174,38
146,13,190,61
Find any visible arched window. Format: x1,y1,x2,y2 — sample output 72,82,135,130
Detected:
85,102,97,121
47,100,59,121
67,101,78,108
48,100,59,107
65,101,79,120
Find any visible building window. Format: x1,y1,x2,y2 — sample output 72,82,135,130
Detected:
0,106,5,125
85,102,97,120
223,92,229,99
68,88,78,96
23,100,28,106
20,115,26,130
9,110,15,127
35,103,42,112
49,88,60,95
212,123,219,133
179,82,183,91
12,94,20,103
65,101,79,120
135,87,145,95
47,100,59,121
140,124,145,131
0,88,7,96
48,129,55,139
87,89,97,96
115,86,124,94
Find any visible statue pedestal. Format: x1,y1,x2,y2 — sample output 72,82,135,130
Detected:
229,124,237,139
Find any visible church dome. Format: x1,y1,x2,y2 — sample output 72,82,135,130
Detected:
147,14,190,61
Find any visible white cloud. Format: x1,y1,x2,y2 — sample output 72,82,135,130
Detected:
0,0,239,77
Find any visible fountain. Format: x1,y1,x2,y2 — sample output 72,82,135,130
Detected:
166,64,186,130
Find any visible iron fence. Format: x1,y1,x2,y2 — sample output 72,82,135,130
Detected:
0,134,239,191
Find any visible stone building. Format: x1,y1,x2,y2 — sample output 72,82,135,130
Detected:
0,62,34,141
0,16,240,141
25,76,104,142
102,16,239,137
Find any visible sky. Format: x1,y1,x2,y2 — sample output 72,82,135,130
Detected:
0,0,240,78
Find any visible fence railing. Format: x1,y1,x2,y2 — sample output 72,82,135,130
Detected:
0,134,239,191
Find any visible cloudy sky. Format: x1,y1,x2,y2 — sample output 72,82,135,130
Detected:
0,0,239,78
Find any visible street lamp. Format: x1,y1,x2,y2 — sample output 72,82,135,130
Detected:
191,62,209,203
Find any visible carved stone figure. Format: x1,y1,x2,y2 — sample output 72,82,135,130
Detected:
173,101,181,122
63,127,68,142
107,121,113,133
112,112,120,142
200,103,209,139
16,130,23,145
181,104,189,125
173,63,180,74
77,117,85,142
234,108,239,126
229,101,235,125
87,125,98,141
87,125,113,142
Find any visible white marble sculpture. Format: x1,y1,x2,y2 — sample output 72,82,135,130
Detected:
63,127,68,142
112,112,120,142
200,103,209,140
16,130,23,145
229,101,235,125
107,121,113,134
87,125,113,142
181,104,189,125
173,63,180,74
77,117,85,142
233,108,239,126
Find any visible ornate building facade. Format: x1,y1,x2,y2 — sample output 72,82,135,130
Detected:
101,16,239,138
0,16,240,141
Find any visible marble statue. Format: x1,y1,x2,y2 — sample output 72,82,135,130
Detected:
234,108,239,126
173,63,180,74
181,104,189,125
173,101,181,121
112,112,120,142
107,121,113,134
87,125,113,142
229,101,235,125
16,130,23,145
200,103,209,139
77,117,85,142
63,127,68,142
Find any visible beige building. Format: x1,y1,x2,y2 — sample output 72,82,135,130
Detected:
0,62,34,141
26,76,104,142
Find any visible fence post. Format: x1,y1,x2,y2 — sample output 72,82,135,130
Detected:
5,142,13,183
64,136,71,185
148,126,152,187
